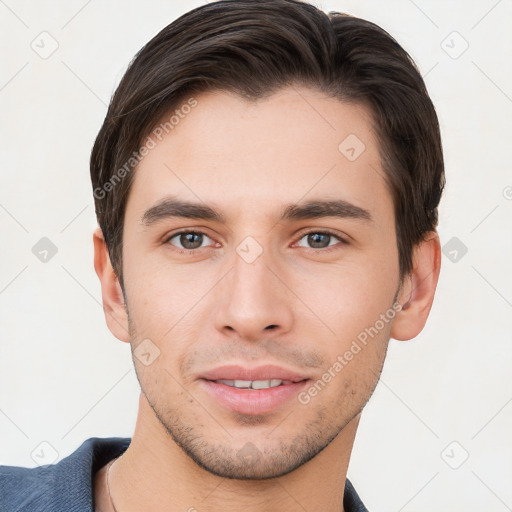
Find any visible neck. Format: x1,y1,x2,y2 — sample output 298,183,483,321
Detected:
107,393,359,512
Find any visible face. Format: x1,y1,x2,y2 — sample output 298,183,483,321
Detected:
120,86,402,479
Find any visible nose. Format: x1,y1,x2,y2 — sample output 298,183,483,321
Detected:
214,244,294,342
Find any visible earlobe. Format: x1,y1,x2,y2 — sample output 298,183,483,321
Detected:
93,227,131,343
391,232,441,341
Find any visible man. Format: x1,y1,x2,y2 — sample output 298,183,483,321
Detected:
0,0,443,510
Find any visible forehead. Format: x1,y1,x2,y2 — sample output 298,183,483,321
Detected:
125,86,392,226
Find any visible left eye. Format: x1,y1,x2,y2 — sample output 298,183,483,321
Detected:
296,231,345,250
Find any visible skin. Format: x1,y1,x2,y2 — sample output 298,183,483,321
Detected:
92,86,441,512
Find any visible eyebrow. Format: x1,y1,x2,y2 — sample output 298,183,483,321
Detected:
141,196,373,226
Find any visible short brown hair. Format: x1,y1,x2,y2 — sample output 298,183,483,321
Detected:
90,0,445,289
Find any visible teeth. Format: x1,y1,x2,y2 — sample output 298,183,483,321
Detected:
251,380,273,390
215,379,288,389
234,380,252,388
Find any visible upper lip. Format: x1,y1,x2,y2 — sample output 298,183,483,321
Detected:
199,364,310,383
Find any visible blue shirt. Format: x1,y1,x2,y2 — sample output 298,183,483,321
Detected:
0,437,368,511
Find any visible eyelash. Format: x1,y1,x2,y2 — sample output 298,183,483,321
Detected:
164,228,349,255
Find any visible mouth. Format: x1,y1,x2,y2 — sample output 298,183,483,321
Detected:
198,365,311,415
199,363,309,383
210,379,296,389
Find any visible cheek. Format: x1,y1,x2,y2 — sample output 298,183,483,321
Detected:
124,269,208,371
124,256,200,326
298,264,397,389
290,260,389,338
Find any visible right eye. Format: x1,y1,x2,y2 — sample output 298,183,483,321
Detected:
165,230,216,253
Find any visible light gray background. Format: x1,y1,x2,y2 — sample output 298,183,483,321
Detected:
1,1,511,510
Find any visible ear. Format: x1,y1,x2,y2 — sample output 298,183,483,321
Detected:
391,231,441,341
93,227,130,343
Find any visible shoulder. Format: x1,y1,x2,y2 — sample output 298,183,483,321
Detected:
0,437,130,511
0,463,56,511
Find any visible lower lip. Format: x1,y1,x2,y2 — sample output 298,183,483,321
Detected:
199,379,309,415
